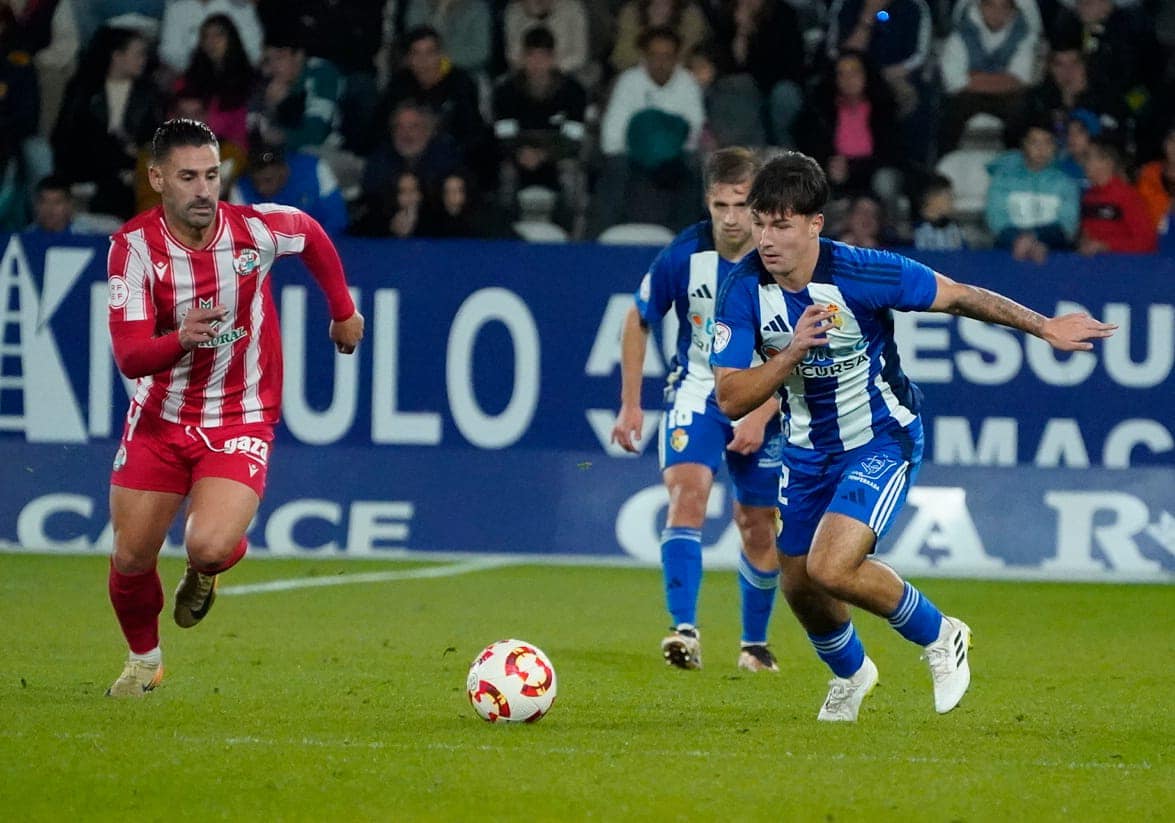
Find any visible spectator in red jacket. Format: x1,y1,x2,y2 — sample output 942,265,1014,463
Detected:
1078,139,1158,255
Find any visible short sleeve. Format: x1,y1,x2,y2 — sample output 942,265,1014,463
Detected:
634,245,679,324
841,247,938,312
710,273,758,369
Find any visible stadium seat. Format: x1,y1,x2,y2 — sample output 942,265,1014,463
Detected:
512,221,570,243
935,149,999,216
596,223,676,246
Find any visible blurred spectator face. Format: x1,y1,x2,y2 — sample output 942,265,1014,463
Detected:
523,45,555,81
263,46,304,83
250,161,289,199
1081,145,1115,186
1163,128,1175,163
391,107,434,159
35,187,74,233
922,188,954,221
846,197,882,243
643,35,679,87
172,94,208,121
647,0,677,26
396,172,423,211
522,0,555,17
1049,49,1085,92
1066,120,1092,159
200,19,230,64
1076,0,1112,26
978,0,1016,32
442,175,467,216
1022,126,1057,170
110,35,148,80
686,51,716,89
835,54,867,99
407,35,444,86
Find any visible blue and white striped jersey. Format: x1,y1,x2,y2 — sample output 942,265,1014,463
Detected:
711,238,939,453
635,220,744,415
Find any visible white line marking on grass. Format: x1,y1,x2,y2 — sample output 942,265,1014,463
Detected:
33,732,1151,773
218,558,512,596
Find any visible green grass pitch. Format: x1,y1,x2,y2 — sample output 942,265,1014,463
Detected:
1,553,1170,821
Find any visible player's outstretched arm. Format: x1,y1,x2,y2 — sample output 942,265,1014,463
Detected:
928,273,1118,351
611,306,650,453
330,311,365,354
714,304,835,419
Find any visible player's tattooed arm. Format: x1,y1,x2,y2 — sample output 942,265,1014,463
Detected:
929,273,1118,352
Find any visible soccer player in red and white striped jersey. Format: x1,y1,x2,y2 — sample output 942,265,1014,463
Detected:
104,119,365,697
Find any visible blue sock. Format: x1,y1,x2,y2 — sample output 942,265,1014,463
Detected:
887,581,944,646
660,527,702,627
808,621,866,678
738,553,778,645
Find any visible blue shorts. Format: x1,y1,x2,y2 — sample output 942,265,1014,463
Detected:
657,403,783,508
776,421,924,557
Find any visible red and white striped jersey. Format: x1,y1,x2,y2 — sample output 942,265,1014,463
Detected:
107,202,355,428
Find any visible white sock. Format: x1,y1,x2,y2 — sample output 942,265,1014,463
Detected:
130,647,162,666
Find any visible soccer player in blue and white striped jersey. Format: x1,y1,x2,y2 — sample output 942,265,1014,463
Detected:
711,152,1117,720
612,148,786,673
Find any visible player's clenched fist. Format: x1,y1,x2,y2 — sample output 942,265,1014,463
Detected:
782,304,836,357
330,310,365,354
178,305,228,350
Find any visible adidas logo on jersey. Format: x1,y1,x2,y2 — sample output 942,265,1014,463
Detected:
762,314,789,333
689,284,713,299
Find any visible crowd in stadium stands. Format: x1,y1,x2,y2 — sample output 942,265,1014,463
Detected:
0,0,1172,254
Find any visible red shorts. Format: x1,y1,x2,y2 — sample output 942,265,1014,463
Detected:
110,402,274,497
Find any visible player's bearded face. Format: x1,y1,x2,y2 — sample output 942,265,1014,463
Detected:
156,144,221,230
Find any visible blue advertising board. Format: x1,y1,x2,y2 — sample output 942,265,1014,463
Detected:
0,232,1171,580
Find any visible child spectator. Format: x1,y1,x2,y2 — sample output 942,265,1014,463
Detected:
349,169,434,238
912,173,967,250
1135,123,1175,238
1078,138,1158,255
984,120,1080,262
836,194,896,248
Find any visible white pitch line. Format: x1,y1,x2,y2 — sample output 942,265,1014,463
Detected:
32,731,1153,773
218,557,512,596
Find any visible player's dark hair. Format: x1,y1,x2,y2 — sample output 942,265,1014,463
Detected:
151,118,219,164
703,147,760,192
523,25,556,53
748,151,829,217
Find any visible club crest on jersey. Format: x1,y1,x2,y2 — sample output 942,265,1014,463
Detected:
233,248,261,277
670,427,689,452
112,445,127,471
712,321,731,353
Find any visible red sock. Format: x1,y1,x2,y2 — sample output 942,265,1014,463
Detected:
108,560,163,654
192,536,248,575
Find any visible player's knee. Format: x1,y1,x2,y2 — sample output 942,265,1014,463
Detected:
185,531,238,570
666,486,708,525
806,552,852,597
111,548,156,575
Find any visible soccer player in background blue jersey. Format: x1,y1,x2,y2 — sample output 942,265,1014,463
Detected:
711,152,1117,720
611,148,786,673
